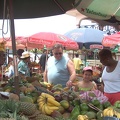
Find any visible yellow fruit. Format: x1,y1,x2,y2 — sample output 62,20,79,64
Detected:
116,112,120,118
37,92,60,114
83,115,88,120
38,101,45,108
54,91,61,95
44,104,53,115
108,109,114,117
47,106,59,111
78,115,85,120
47,98,60,107
41,93,55,100
41,104,46,114
103,108,109,116
46,101,54,106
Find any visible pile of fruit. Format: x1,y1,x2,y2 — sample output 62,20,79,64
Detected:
0,76,120,120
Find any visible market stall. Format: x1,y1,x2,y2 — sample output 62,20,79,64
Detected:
0,74,120,120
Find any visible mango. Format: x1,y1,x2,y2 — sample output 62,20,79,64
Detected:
70,106,80,120
60,100,69,109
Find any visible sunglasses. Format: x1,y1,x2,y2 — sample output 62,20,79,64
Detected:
54,52,63,55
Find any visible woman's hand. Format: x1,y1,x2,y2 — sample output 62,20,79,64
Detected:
66,80,73,88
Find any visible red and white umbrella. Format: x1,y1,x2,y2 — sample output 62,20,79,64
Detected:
0,36,28,49
21,32,79,50
102,32,120,47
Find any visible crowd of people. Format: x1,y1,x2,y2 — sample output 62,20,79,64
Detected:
0,42,120,105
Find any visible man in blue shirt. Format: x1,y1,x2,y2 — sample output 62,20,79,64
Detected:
18,51,31,77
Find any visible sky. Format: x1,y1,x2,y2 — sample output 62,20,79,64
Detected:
0,14,77,38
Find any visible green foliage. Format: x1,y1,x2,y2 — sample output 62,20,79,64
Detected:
0,99,28,120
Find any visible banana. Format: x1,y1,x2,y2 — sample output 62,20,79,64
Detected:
44,82,52,87
38,95,45,102
108,108,114,117
38,101,45,108
83,115,88,120
47,105,59,111
47,97,60,107
116,112,120,118
114,110,118,117
44,104,53,115
39,95,45,99
106,109,111,116
78,115,85,120
46,101,55,106
41,104,46,114
37,97,45,103
103,108,109,116
41,93,55,100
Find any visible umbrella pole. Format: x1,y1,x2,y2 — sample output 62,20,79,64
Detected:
34,48,37,61
8,0,20,97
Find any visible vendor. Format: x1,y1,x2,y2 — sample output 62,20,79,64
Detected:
18,51,31,77
99,48,120,105
0,42,6,67
0,42,6,80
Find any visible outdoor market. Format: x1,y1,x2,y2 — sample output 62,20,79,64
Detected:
0,0,120,120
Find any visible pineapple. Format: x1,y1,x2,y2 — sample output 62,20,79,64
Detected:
19,102,37,116
35,114,55,120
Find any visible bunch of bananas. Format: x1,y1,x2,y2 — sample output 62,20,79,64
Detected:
37,92,60,115
40,82,53,89
78,115,88,120
103,107,120,118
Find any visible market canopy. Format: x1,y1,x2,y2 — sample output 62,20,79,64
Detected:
74,0,120,24
0,0,75,19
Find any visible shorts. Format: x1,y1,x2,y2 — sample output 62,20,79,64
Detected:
104,92,120,105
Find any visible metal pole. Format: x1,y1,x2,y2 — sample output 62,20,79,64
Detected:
8,0,20,96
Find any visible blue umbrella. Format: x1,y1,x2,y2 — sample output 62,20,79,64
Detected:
64,28,104,49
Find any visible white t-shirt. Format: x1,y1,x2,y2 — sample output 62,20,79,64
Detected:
8,65,14,78
102,61,120,93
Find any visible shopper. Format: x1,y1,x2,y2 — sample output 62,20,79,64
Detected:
18,51,31,77
39,49,48,72
73,53,82,74
74,66,97,93
44,44,76,87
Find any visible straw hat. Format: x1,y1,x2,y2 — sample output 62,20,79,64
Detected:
20,51,30,59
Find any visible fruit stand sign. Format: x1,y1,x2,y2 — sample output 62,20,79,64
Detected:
90,44,103,49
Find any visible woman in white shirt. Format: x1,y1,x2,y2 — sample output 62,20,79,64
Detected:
7,61,14,78
99,49,120,105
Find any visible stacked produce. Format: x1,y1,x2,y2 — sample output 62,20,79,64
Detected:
0,99,29,119
103,106,120,118
1,76,120,120
37,93,60,115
